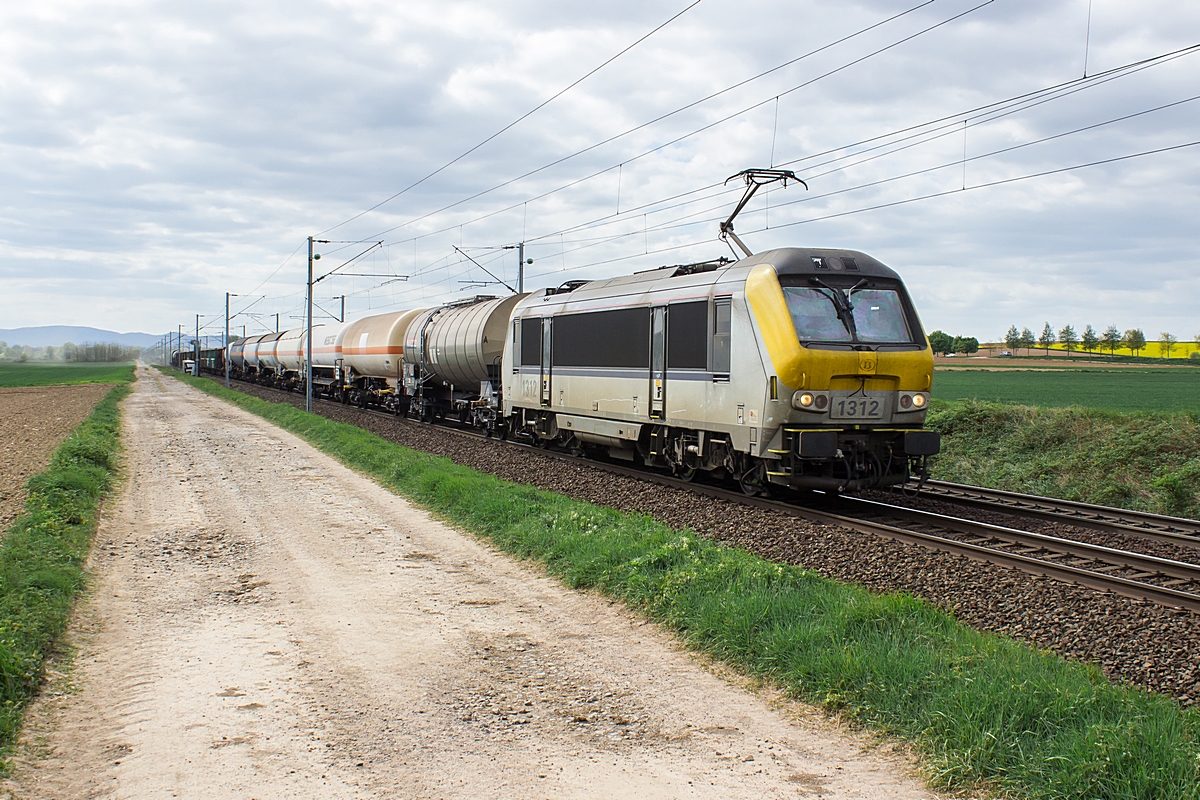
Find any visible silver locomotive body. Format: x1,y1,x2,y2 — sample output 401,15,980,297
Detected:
501,247,939,492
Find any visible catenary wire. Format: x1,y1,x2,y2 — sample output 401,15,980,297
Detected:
318,0,707,236
357,0,994,243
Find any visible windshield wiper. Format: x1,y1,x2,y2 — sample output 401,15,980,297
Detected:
811,278,867,340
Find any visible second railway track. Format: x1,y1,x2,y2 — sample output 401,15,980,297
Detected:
913,480,1200,547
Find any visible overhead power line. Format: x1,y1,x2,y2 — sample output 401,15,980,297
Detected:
512,42,1200,251
380,43,1198,292
525,137,1200,283
239,23,1198,319
361,0,993,244
366,40,1199,262
319,0,707,236
277,37,1200,318
765,138,1200,232
574,88,1200,244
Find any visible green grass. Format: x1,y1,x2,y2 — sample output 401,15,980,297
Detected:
932,367,1200,413
0,383,129,759
162,366,1200,800
928,401,1200,519
0,361,136,388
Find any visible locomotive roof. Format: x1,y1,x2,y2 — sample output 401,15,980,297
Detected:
538,246,901,302
737,247,902,281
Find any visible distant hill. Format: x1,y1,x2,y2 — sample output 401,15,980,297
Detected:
0,326,162,348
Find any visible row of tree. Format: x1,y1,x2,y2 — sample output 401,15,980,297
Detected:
928,331,979,355
1002,325,1198,357
0,341,142,362
62,342,143,362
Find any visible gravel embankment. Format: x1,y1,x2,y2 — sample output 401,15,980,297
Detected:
209,378,1200,706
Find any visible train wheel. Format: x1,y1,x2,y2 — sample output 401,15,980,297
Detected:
674,464,697,482
738,461,766,496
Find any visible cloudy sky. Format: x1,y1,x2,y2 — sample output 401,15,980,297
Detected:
2,0,1198,343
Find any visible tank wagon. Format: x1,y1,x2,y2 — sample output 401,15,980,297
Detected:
401,295,525,424
274,327,306,387
256,332,285,377
339,308,429,412
228,338,246,373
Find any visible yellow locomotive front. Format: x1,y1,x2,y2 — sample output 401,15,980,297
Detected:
746,248,940,492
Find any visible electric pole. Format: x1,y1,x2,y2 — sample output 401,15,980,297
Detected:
517,242,524,293
306,236,314,412
194,314,200,376
225,292,237,388
305,236,329,413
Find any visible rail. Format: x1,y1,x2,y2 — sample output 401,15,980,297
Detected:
916,480,1200,548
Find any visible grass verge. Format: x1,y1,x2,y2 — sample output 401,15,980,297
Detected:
0,362,136,388
928,401,1200,518
0,383,130,758
163,368,1200,800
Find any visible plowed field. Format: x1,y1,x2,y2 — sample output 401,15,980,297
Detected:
0,384,114,529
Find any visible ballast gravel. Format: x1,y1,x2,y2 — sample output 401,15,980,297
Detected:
218,379,1200,706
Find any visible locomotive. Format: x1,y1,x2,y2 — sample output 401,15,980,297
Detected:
217,170,940,494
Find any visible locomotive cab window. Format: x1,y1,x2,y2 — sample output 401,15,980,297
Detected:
712,297,731,378
780,277,917,345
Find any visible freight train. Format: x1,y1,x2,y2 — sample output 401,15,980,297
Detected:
188,171,942,494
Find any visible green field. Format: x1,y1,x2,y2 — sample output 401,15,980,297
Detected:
932,367,1200,412
0,362,136,388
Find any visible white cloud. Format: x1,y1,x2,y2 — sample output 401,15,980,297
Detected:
0,0,1197,343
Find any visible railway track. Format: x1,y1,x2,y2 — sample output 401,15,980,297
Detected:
212,374,1200,614
525,450,1200,613
914,480,1200,547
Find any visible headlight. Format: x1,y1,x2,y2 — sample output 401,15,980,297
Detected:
898,392,928,411
913,393,927,408
791,391,829,411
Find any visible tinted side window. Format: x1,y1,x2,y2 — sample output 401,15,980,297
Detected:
712,298,731,374
520,317,542,366
552,308,650,368
666,301,708,369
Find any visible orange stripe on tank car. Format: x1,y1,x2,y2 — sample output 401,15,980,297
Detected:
342,346,404,355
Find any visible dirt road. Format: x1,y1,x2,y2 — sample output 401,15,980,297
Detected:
4,368,938,799
0,384,114,529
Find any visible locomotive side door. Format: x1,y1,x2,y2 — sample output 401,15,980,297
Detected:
539,317,552,407
649,306,666,419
